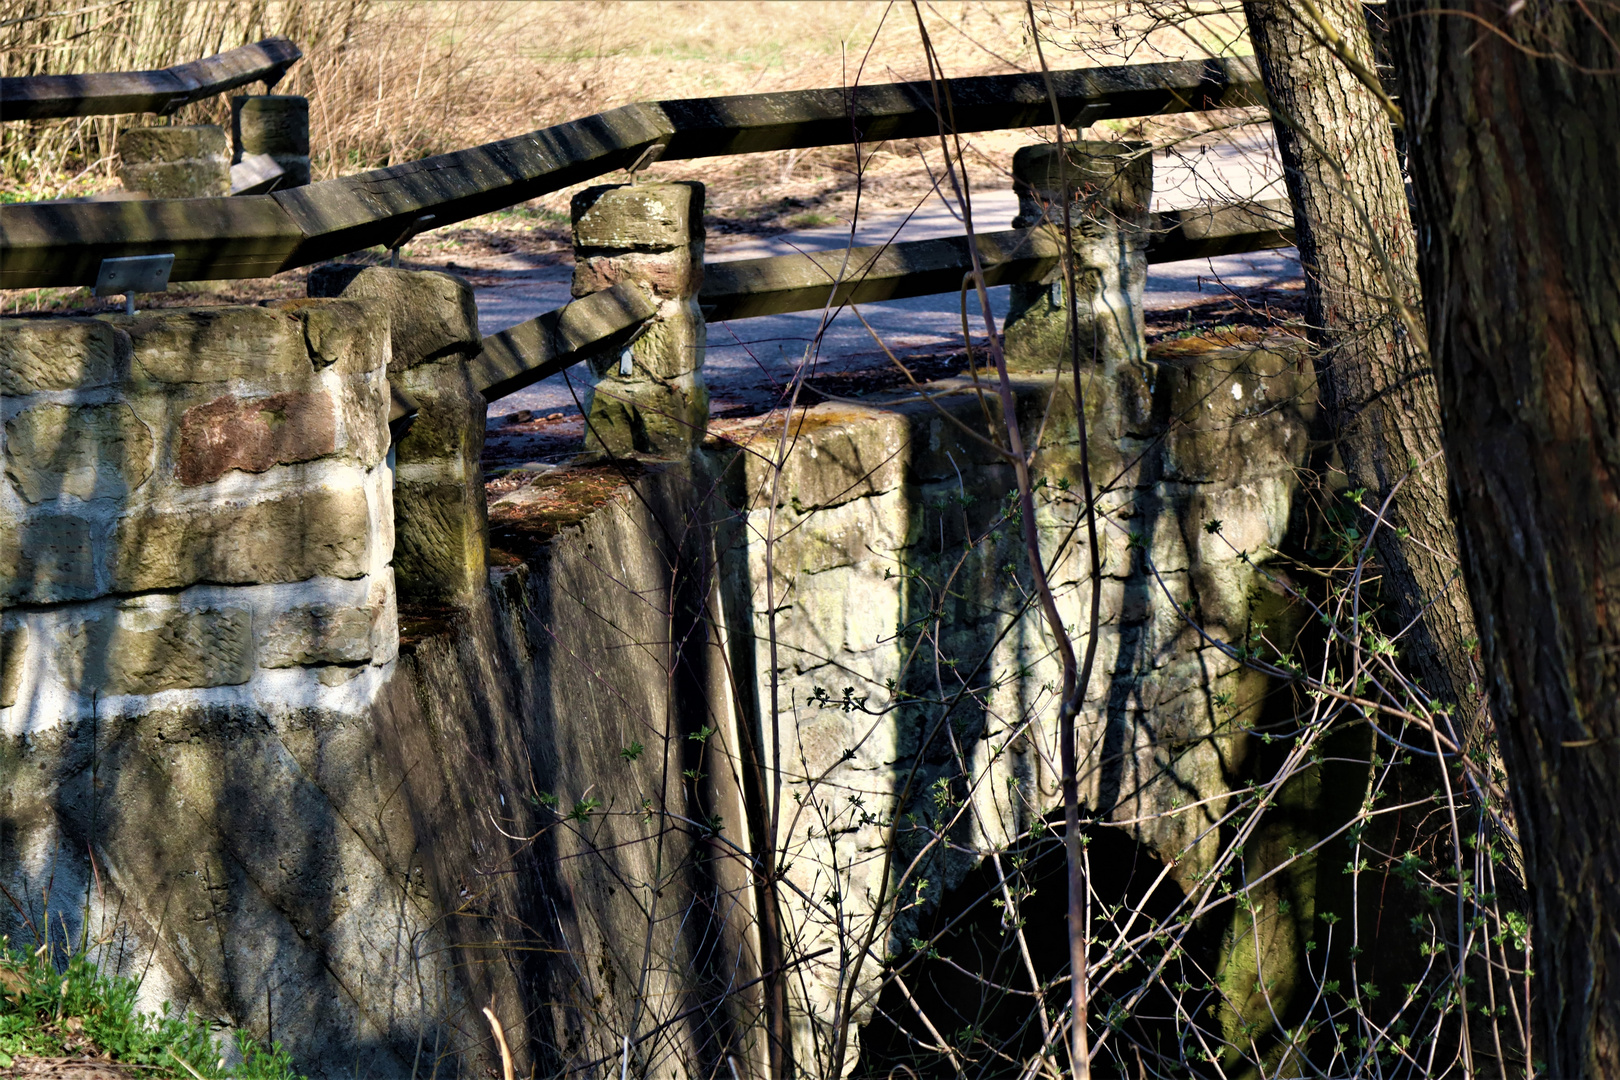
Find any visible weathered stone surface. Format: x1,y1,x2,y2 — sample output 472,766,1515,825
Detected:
622,302,705,380
259,604,374,668
176,391,337,486
394,364,484,465
117,125,230,198
572,184,707,455
573,248,702,300
0,317,126,395
117,124,228,163
735,404,910,511
0,625,24,709
572,182,703,250
0,694,469,1079
116,158,228,199
287,299,390,374
1158,342,1314,482
393,479,487,605
116,307,310,386
0,512,97,603
306,266,478,370
584,371,709,458
87,606,255,695
1012,140,1154,214
231,95,311,187
4,402,155,502
109,485,371,591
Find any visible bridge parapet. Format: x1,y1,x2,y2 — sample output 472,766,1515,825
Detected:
0,301,396,724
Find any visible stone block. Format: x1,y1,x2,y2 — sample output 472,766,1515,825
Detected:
335,373,392,473
1011,141,1153,220
4,402,155,503
584,371,709,458
0,512,97,604
393,479,488,605
367,575,399,666
116,307,310,387
392,360,487,605
1160,344,1315,484
117,125,231,199
286,299,390,375
175,391,337,486
306,266,478,371
231,95,311,187
738,405,909,512
0,317,127,395
0,625,25,709
572,182,704,250
394,366,484,464
93,606,255,695
259,604,375,668
109,485,371,591
624,303,705,380
573,248,702,300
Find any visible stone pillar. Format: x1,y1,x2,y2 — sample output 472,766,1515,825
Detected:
308,265,488,607
1003,141,1152,370
570,182,707,458
232,95,312,188
116,124,230,198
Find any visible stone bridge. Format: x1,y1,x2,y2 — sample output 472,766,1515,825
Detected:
3,85,1321,1080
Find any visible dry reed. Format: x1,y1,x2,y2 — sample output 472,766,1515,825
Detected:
0,1,1245,201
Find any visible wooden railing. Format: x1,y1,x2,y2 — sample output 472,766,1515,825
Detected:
450,198,1296,414
0,37,301,121
0,56,1262,290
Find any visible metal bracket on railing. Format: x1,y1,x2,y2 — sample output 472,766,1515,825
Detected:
94,254,174,315
616,320,655,376
626,140,669,185
388,214,438,267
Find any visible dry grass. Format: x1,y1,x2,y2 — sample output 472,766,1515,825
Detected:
0,1,1249,196
0,1,1264,315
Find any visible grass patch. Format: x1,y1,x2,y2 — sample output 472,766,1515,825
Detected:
785,210,841,229
0,938,302,1078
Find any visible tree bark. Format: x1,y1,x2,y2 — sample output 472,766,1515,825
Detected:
1390,3,1620,1074
1241,0,1492,748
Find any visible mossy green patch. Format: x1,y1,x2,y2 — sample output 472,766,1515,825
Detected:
0,939,301,1077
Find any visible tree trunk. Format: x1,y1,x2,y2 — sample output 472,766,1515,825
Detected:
1241,0,1491,748
1390,4,1620,1073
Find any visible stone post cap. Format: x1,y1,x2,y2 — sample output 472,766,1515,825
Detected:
572,181,705,250
117,124,229,161
1012,140,1153,218
307,265,479,370
231,95,310,143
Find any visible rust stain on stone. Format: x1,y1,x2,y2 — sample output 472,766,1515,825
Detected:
177,390,337,485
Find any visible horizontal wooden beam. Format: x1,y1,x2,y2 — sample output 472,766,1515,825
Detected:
459,282,660,415
698,200,1295,322
0,37,302,121
2,56,1263,291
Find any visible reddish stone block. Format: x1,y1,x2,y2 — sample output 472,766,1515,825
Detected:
177,390,337,486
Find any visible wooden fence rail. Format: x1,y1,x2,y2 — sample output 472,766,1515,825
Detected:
0,56,1262,291
0,37,301,121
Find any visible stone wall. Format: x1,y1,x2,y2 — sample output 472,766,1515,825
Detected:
1,269,1323,1077
0,303,474,1075
2,304,396,721
713,337,1319,1068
